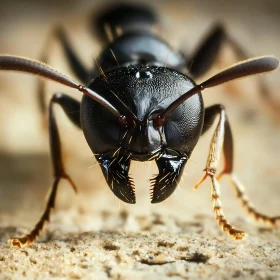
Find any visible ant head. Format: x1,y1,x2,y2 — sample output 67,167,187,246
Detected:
81,66,204,159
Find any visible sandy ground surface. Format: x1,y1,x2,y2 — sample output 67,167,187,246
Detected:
0,0,280,279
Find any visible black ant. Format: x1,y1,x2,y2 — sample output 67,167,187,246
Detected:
0,3,279,247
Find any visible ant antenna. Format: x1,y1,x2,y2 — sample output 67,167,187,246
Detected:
158,56,279,122
0,55,121,117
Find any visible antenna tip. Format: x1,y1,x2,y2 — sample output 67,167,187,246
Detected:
261,56,279,71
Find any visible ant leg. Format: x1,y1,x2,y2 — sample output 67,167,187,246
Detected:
187,24,278,114
202,105,280,225
9,93,81,248
229,174,280,225
195,104,245,240
187,24,247,78
196,104,280,240
37,27,90,127
53,28,90,84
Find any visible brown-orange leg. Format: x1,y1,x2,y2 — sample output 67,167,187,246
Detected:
210,176,246,240
228,174,280,225
195,104,279,240
9,93,81,248
195,104,246,240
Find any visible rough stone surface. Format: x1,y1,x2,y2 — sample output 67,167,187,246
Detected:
0,211,280,280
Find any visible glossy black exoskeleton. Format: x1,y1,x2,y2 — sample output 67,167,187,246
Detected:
0,3,279,246
80,4,206,204
82,66,203,203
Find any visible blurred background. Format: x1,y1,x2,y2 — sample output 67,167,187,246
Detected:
0,0,279,233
